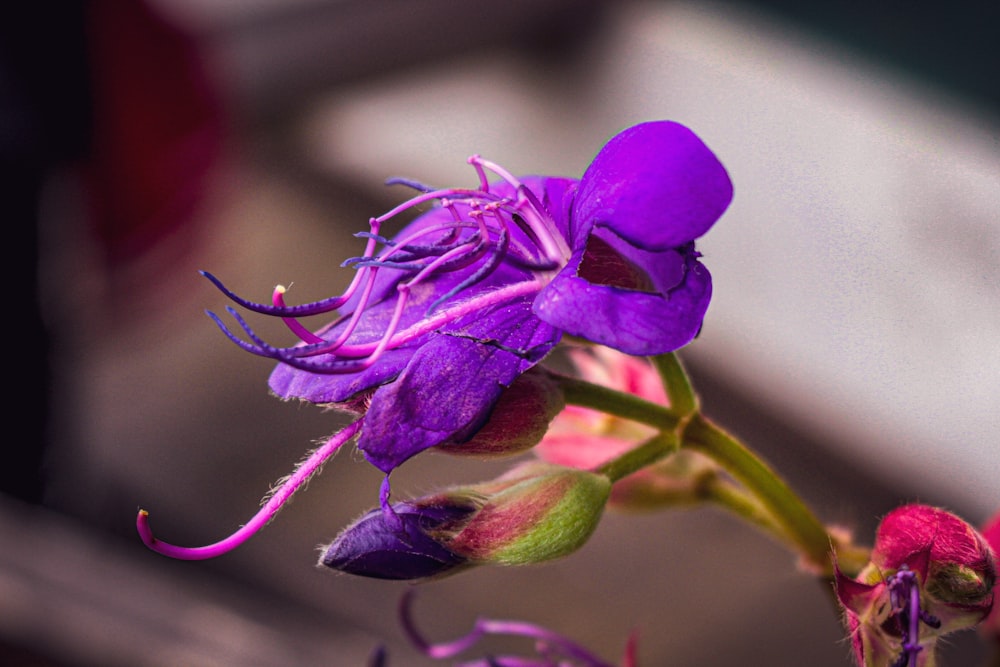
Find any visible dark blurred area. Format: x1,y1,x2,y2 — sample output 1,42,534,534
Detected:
2,1,997,665
2,0,225,503
2,3,88,506
738,0,1000,115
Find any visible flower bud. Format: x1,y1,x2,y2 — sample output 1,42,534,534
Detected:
836,504,996,667
435,368,565,458
980,510,1000,643
444,461,611,565
536,346,719,511
871,505,995,620
319,497,477,580
320,462,610,580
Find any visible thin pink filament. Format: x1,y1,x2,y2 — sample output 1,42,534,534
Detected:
137,418,364,560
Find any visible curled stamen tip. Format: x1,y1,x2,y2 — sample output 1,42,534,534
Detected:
135,508,225,560
136,509,157,548
274,284,287,295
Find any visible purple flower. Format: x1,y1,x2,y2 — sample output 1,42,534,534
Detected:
205,121,732,476
137,121,730,562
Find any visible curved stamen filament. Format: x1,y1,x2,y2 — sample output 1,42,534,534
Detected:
372,187,502,226
213,279,543,373
468,154,521,193
402,207,491,288
516,183,572,262
384,176,435,192
201,219,383,318
468,155,570,264
346,220,478,267
137,418,364,560
426,208,510,315
273,285,324,344
208,154,567,376
311,262,382,355
276,220,489,361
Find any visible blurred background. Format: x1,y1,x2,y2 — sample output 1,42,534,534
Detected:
2,0,998,665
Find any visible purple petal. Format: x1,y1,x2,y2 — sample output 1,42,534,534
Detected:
573,121,733,252
320,500,474,580
268,259,538,404
266,286,425,403
533,250,712,356
269,347,415,405
268,173,569,405
359,298,560,473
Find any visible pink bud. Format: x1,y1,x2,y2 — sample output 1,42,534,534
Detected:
980,510,1000,643
872,505,995,582
435,367,565,458
535,346,717,510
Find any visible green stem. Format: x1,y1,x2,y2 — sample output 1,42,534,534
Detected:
554,370,837,574
701,474,793,547
684,415,833,572
550,373,680,432
596,432,679,482
650,352,698,416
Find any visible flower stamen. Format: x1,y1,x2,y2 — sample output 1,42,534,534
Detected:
210,276,544,374
468,154,571,263
886,566,941,667
199,218,384,318
272,285,324,344
205,154,578,379
137,418,364,559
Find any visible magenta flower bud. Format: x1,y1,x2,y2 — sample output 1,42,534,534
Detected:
980,510,1000,643
320,496,477,580
836,504,996,667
